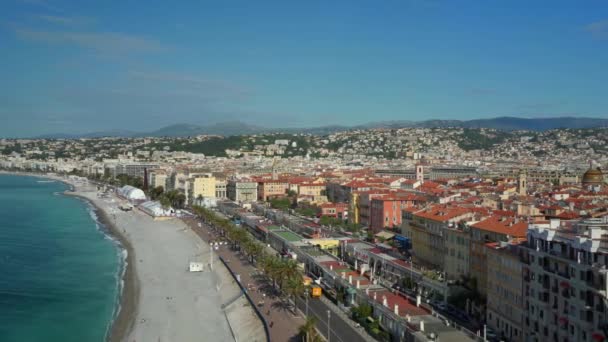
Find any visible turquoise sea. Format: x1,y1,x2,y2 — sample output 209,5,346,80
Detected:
0,175,122,342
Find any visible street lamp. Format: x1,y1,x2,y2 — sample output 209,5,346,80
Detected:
305,289,309,317
327,310,331,342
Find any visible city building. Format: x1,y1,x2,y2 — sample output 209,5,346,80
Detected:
188,173,216,205
227,179,258,203
523,218,607,342
469,215,528,297
369,194,425,233
148,169,168,189
402,205,473,270
257,179,288,201
486,241,525,342
113,162,159,178
215,179,227,199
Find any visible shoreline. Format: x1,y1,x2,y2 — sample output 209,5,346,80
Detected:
1,171,263,341
67,192,139,342
0,171,137,342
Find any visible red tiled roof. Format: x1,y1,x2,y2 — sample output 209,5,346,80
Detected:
414,205,472,222
471,215,528,237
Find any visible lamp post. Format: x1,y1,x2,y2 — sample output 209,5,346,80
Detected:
305,289,309,317
327,310,331,342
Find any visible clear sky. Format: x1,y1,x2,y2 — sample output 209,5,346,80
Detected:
1,0,607,136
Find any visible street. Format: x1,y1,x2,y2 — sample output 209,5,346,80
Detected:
295,295,367,342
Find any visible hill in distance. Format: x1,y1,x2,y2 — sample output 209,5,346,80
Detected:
34,116,608,138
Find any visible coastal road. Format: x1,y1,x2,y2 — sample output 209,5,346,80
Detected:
295,295,368,342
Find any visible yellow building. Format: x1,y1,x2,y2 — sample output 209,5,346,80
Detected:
149,169,168,189
298,182,326,197
188,173,216,204
349,192,360,225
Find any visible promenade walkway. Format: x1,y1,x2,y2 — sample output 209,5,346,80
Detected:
183,218,304,342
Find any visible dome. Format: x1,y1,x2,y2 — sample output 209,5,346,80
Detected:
118,185,146,201
582,167,604,186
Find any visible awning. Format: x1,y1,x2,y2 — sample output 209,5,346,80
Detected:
559,317,568,324
592,333,606,342
560,281,570,288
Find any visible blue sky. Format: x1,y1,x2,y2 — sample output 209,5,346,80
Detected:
1,0,607,136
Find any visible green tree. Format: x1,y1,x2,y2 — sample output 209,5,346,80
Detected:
150,186,164,200
270,197,291,211
298,316,323,342
285,274,305,314
159,196,171,209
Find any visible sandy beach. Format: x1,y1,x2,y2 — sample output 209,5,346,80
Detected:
1,172,265,342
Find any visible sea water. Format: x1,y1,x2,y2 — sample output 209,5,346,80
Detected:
0,175,121,341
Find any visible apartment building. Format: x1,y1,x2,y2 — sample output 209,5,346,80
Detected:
188,173,216,205
148,169,168,189
112,162,159,178
257,180,288,201
444,225,471,281
401,205,473,270
486,241,525,342
369,194,425,233
523,219,607,342
469,216,528,297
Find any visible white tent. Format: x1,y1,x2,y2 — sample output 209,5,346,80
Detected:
139,200,172,217
117,185,146,201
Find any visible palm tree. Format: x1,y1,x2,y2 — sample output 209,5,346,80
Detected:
298,316,322,342
248,242,265,265
261,256,282,289
279,259,301,289
284,275,305,314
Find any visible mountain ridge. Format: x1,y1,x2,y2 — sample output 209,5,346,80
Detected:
32,116,608,139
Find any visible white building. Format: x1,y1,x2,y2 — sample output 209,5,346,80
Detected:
523,218,608,342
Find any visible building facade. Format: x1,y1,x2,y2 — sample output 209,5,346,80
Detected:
227,180,258,203
486,241,525,342
188,173,216,205
523,219,607,342
257,180,288,201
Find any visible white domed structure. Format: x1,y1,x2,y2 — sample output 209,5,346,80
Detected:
117,185,146,201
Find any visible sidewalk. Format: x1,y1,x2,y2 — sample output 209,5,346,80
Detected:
184,218,304,342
